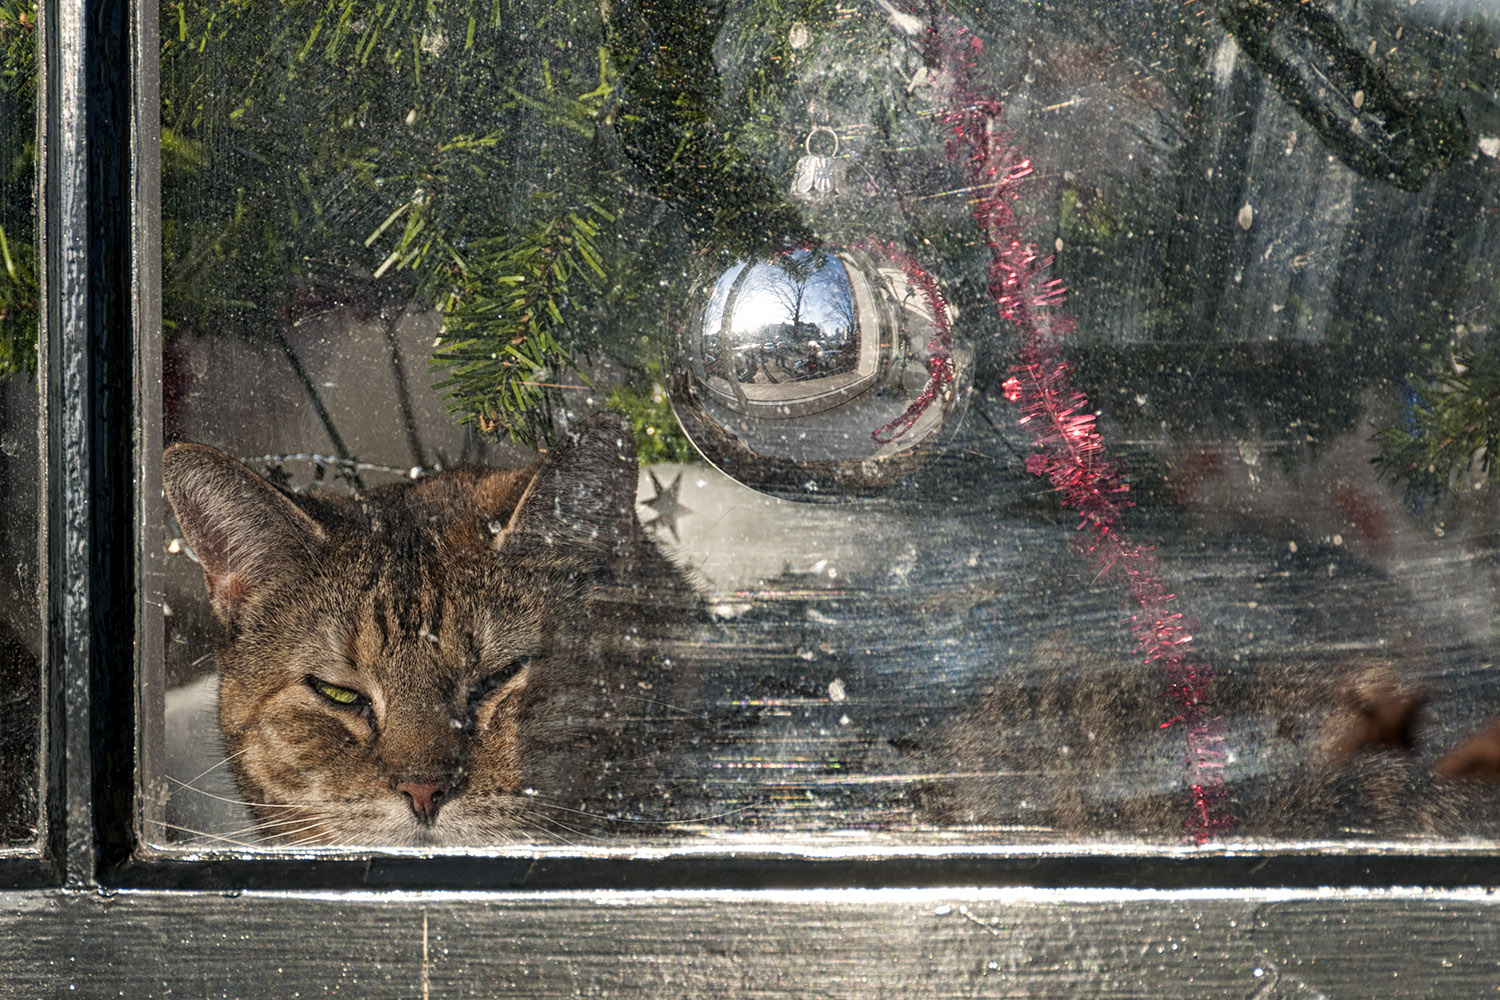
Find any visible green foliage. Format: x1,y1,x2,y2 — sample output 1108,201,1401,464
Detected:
3,0,874,446
1375,348,1500,499
0,0,37,378
161,0,625,446
604,0,813,257
430,200,610,448
157,0,836,449
606,362,696,464
163,0,527,317
0,221,35,377
1057,187,1122,244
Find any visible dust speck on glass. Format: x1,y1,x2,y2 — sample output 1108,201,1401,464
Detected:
150,0,1500,851
0,0,41,850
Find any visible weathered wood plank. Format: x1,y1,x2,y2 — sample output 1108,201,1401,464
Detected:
4,888,1496,998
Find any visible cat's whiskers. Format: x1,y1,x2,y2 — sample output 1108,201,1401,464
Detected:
617,693,711,721
249,808,332,830
512,820,570,846
176,746,251,790
158,822,285,851
524,796,650,832
166,774,316,811
215,811,332,842
278,826,341,849
510,805,589,842
524,811,602,844
259,823,335,847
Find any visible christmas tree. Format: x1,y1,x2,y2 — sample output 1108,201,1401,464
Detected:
2,0,1496,495
151,0,851,451
0,1,36,378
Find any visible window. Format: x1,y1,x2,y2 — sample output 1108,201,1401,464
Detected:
6,0,1500,994
0,0,41,858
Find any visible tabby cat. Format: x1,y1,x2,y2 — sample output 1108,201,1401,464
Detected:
164,415,694,847
907,634,1500,841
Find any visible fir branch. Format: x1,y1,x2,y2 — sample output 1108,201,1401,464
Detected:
606,362,697,464
1374,348,1500,498
160,0,529,338
0,0,37,378
0,222,36,377
354,35,627,446
606,0,811,256
429,201,613,448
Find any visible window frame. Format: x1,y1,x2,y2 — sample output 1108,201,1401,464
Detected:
7,0,1500,993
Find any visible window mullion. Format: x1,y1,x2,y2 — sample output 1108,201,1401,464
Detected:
41,0,139,888
130,0,165,872
41,0,96,888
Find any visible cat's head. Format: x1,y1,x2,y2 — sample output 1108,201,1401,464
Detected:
164,415,650,846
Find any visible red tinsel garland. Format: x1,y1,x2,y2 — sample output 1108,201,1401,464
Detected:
925,15,1233,841
859,238,957,444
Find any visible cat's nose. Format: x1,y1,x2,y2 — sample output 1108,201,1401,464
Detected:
395,779,453,824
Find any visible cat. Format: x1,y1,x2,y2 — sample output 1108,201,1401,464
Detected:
163,414,698,847
903,632,1500,842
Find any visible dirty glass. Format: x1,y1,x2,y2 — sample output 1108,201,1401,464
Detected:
0,0,41,849
149,0,1500,852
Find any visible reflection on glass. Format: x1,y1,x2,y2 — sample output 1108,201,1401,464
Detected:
702,252,858,386
0,0,41,847
153,0,1500,850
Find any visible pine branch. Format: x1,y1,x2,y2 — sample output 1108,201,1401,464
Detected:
606,362,696,464
429,201,613,449
0,222,37,378
0,0,38,378
606,0,812,256
160,0,529,337
1374,348,1500,498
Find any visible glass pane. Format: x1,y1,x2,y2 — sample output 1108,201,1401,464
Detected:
151,0,1500,850
0,0,42,848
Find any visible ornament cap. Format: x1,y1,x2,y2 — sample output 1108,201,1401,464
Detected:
790,127,848,202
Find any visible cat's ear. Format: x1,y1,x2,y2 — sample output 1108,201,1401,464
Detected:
163,443,327,624
495,413,639,565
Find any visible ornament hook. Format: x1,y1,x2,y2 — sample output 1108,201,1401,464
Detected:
804,126,840,158
791,127,847,202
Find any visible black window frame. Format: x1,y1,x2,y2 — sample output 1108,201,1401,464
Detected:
6,0,1500,993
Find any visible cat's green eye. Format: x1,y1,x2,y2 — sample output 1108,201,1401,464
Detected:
309,678,367,707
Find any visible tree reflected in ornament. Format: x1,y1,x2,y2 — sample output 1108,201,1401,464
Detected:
669,241,971,501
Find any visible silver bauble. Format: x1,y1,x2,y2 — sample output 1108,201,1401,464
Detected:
669,245,971,500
